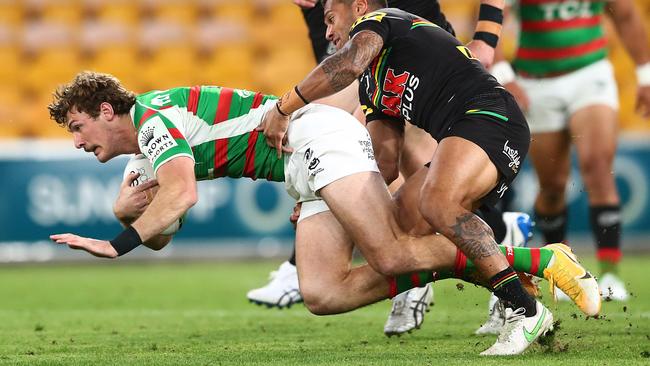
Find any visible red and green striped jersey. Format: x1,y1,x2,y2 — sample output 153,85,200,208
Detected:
132,86,284,182
513,0,607,76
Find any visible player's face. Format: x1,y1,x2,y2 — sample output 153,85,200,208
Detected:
66,109,115,163
324,1,360,50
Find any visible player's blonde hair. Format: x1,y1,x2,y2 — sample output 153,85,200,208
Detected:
48,71,136,127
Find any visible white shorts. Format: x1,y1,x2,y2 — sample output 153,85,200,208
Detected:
282,104,379,222
518,59,619,134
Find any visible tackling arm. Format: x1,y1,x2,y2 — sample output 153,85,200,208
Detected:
281,30,384,115
259,30,384,156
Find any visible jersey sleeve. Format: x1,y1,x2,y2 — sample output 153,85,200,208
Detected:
349,10,393,44
137,111,194,175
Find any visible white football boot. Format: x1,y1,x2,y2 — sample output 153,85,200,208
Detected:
475,295,506,335
476,212,534,335
599,273,629,301
384,284,434,336
247,261,302,308
480,300,554,356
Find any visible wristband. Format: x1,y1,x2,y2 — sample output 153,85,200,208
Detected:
473,32,499,48
277,88,309,116
294,85,310,104
276,102,289,117
109,226,143,256
473,4,503,48
477,4,504,24
637,62,650,86
490,61,516,85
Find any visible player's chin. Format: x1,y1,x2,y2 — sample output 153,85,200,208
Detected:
95,151,113,163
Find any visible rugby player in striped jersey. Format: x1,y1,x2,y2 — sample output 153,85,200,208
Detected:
493,0,650,304
49,71,600,355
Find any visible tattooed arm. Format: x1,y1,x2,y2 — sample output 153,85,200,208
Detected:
298,30,383,102
258,31,384,156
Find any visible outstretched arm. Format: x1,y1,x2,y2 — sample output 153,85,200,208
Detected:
50,157,196,258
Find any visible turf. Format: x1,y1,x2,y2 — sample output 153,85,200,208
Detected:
0,256,648,365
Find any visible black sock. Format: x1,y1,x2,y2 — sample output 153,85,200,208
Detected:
475,204,506,244
288,245,297,266
590,205,622,274
535,208,567,244
489,267,537,317
589,205,621,250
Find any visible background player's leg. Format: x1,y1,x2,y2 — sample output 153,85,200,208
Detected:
529,130,571,244
569,105,627,300
246,247,301,309
387,126,437,336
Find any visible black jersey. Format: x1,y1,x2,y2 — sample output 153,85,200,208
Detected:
351,8,501,140
301,0,454,63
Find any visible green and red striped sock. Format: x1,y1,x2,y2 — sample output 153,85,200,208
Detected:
387,271,436,298
386,246,555,297
455,245,554,279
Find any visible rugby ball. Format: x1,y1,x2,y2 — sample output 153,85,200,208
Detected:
123,154,185,236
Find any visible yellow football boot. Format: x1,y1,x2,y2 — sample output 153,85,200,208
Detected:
543,243,601,316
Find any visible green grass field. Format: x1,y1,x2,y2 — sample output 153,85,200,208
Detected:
0,256,648,365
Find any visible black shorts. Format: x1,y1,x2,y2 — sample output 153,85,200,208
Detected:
441,88,530,206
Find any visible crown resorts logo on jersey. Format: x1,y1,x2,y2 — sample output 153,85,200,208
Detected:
138,116,178,163
380,68,420,121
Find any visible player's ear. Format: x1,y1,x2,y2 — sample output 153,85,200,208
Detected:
354,0,367,16
99,102,115,121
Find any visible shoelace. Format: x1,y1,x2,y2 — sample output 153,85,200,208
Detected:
390,299,406,315
407,290,429,311
496,307,526,342
492,299,506,320
505,307,526,324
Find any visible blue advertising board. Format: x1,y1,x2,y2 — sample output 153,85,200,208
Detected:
0,138,648,261
0,142,296,251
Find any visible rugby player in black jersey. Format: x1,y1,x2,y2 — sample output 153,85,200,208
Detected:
248,0,534,338
259,0,553,355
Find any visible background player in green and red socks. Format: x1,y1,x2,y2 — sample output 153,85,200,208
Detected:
490,0,650,302
48,71,600,356
247,0,536,338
